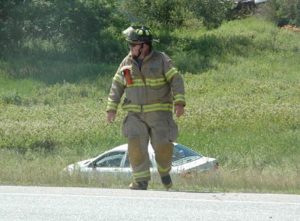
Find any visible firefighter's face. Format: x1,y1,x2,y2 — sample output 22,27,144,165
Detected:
129,43,143,58
130,42,150,59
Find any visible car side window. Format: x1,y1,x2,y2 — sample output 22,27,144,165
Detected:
124,154,153,168
94,151,125,168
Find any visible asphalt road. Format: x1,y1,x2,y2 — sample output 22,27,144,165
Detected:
0,186,299,221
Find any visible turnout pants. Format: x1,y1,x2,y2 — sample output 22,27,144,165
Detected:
122,111,178,182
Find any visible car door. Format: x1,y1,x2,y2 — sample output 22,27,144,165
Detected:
89,151,131,173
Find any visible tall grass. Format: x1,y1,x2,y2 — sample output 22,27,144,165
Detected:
0,17,299,193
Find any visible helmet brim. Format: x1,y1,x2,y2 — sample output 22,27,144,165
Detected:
126,39,145,44
126,39,159,44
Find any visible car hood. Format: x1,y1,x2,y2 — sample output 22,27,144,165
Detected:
64,157,95,172
172,156,217,173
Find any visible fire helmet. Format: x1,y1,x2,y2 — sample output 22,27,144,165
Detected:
122,26,154,44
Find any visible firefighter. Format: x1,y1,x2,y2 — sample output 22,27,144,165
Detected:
106,25,185,190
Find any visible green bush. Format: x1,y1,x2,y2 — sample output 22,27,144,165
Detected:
0,1,27,53
0,0,126,62
189,0,234,29
262,0,300,26
120,0,233,29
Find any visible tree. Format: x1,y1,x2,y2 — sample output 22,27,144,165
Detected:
120,0,233,29
0,0,126,61
189,0,233,29
263,0,300,26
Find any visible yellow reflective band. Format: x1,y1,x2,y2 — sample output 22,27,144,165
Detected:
127,79,145,87
113,74,124,85
133,170,151,179
174,94,185,103
147,79,166,87
106,99,118,111
165,67,178,81
122,103,173,113
157,163,171,173
143,103,172,112
122,104,141,112
127,78,167,88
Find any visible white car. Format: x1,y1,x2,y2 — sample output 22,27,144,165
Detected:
235,0,268,4
64,143,218,175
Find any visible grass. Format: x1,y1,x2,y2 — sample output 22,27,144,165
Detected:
1,147,298,193
0,17,300,193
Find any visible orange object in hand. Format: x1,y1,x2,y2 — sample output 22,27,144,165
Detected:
124,69,133,85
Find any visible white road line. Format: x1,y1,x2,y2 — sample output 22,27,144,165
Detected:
1,192,299,206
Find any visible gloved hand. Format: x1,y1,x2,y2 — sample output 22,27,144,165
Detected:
175,104,184,118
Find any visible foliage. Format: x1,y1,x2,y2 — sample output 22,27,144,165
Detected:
188,0,234,29
1,0,298,65
0,0,26,53
119,0,190,27
262,0,300,26
0,0,126,61
120,0,233,29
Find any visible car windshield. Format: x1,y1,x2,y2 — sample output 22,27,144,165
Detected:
172,144,202,166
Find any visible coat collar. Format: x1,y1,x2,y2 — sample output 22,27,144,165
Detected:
128,50,154,64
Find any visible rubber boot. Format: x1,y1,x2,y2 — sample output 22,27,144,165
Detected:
161,174,172,190
129,181,148,190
